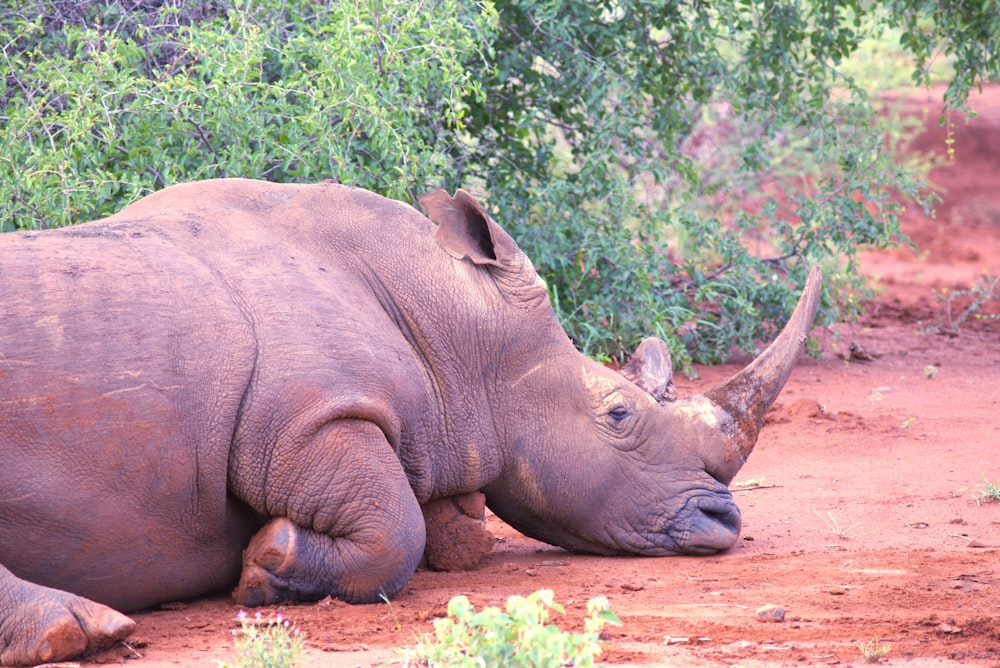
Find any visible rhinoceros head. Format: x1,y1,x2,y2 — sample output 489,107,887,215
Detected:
487,267,819,556
421,189,821,557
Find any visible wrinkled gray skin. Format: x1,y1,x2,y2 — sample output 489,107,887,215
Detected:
0,179,821,665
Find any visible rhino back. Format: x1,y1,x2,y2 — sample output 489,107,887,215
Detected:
0,179,490,608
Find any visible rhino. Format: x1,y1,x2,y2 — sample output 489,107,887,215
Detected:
0,178,820,665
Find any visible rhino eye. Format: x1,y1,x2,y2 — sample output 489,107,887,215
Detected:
608,406,630,422
605,405,640,450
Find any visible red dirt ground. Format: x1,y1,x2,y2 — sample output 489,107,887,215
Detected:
58,87,1000,668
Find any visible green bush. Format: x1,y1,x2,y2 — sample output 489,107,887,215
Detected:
402,589,621,667
3,1,999,366
0,0,490,227
221,610,304,668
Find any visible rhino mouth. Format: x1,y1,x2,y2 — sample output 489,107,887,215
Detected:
670,494,742,555
487,489,742,558
634,492,741,556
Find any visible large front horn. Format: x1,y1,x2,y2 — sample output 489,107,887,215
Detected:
702,266,822,475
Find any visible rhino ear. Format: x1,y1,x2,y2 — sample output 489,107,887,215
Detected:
620,337,677,404
421,189,518,268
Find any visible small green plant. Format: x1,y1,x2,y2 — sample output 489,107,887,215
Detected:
400,589,621,667
219,609,305,668
733,476,767,489
974,478,1000,505
928,274,1000,335
815,510,860,540
381,591,404,632
855,634,891,663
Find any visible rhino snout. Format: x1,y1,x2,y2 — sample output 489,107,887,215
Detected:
661,494,742,556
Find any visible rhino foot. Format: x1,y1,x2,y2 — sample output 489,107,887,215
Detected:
0,565,135,666
234,517,360,606
234,511,424,606
233,516,303,607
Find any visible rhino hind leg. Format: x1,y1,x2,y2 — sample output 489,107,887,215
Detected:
0,564,135,666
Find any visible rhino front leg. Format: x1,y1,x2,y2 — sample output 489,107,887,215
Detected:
235,515,421,605
0,564,135,666
232,419,426,605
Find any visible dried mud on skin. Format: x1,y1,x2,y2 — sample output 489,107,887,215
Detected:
76,86,1000,667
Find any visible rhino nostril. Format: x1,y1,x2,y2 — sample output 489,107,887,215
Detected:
689,497,742,548
704,501,737,520
702,506,729,522
700,511,739,540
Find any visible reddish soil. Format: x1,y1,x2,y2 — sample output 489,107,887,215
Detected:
65,88,1000,668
